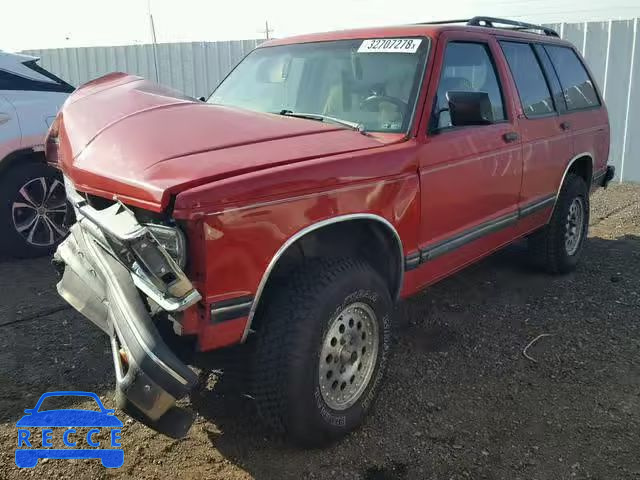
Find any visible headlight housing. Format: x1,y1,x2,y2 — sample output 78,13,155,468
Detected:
145,224,187,270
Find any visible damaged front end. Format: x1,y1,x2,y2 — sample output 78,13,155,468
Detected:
53,178,200,437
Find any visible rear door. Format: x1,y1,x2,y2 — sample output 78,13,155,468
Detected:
543,45,609,178
414,31,522,279
499,40,573,217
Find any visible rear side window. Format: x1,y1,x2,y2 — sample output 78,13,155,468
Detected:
544,45,599,111
0,60,74,93
500,41,554,116
533,44,566,112
434,42,506,129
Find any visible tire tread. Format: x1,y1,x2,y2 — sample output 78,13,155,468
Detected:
528,173,589,274
251,256,383,442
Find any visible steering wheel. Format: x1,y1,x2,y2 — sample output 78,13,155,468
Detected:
360,95,408,121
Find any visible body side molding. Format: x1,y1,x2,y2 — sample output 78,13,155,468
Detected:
407,194,557,269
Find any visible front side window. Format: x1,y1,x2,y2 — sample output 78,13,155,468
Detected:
209,38,429,133
544,45,600,111
500,41,555,117
433,42,506,129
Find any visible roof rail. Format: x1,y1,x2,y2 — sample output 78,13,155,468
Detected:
418,16,559,37
418,19,470,25
467,16,559,37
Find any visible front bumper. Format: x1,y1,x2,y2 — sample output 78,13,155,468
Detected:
54,190,200,435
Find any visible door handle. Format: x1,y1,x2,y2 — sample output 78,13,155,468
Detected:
503,131,519,143
560,121,571,131
0,112,10,126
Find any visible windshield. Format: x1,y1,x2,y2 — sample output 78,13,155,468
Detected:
208,38,430,133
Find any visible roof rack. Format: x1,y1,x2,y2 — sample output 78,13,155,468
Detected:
419,16,560,37
467,16,559,36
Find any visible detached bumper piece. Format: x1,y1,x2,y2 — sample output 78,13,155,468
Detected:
54,184,200,438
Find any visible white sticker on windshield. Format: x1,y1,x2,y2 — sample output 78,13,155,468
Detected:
357,38,422,54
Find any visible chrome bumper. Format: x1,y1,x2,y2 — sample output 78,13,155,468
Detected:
54,181,201,435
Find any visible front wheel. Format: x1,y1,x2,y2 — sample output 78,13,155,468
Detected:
251,257,393,446
528,173,589,273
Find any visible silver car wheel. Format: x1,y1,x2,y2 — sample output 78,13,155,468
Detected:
11,176,67,247
564,197,585,256
318,302,379,411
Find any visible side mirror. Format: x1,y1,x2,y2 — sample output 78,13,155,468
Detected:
197,96,206,102
23,409,34,414
446,91,494,127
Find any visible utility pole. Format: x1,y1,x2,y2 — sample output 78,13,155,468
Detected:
262,20,274,40
148,0,159,82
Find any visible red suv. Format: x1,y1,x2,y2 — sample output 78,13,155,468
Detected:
50,17,613,445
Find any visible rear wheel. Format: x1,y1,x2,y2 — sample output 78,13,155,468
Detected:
528,173,589,273
251,257,392,446
0,162,68,258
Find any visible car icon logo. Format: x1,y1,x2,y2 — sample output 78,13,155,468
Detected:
15,391,124,468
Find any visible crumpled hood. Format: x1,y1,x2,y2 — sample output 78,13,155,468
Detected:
56,73,389,211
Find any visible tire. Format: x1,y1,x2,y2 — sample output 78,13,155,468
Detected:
528,173,589,273
251,257,393,446
0,162,68,258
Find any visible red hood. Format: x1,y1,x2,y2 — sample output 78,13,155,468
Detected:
56,73,395,211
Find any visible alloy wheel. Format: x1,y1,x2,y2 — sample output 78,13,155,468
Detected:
11,177,67,247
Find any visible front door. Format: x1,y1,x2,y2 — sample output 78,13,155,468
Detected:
413,32,523,286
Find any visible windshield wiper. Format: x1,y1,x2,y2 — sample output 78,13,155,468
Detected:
278,110,366,134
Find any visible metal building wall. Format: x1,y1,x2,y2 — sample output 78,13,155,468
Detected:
22,19,640,181
23,40,261,99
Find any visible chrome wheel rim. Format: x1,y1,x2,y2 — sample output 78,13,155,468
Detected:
318,302,379,411
565,197,585,256
11,177,67,247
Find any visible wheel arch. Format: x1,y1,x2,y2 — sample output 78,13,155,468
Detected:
559,152,594,192
0,147,46,176
242,214,404,342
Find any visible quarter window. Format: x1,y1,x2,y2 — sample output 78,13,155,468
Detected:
544,45,600,111
434,42,506,129
500,41,555,116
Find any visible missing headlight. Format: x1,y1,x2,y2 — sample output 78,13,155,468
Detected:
145,224,187,269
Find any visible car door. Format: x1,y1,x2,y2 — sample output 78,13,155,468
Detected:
498,40,574,222
413,32,522,283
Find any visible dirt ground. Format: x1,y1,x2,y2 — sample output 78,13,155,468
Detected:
1,183,639,480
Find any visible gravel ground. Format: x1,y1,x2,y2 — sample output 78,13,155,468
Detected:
0,183,639,480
